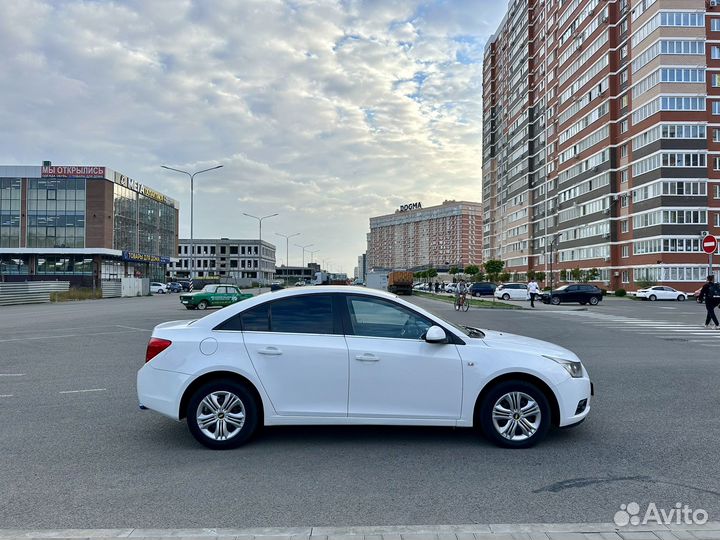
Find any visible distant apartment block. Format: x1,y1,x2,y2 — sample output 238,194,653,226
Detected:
367,200,483,270
482,0,720,290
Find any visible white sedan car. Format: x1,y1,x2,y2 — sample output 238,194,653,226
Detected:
635,285,687,301
150,282,168,294
138,286,592,449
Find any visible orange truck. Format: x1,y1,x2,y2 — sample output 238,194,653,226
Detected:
387,271,414,295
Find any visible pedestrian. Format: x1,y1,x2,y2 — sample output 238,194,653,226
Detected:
528,278,540,308
698,275,720,329
435,282,440,294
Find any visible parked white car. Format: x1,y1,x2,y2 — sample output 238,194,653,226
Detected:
635,285,687,301
494,283,530,301
445,283,458,294
138,286,592,450
150,282,168,294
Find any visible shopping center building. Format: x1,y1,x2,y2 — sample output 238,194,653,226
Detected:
0,163,178,288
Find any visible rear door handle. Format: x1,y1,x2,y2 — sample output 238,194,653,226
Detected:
355,353,379,362
258,347,282,356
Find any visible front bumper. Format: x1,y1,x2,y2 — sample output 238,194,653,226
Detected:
555,375,592,427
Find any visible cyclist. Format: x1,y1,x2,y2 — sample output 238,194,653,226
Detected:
455,280,468,310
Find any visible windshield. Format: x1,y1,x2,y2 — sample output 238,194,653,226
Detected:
554,285,569,291
447,321,485,338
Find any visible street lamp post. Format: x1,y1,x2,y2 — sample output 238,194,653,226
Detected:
549,233,561,292
275,232,300,267
308,249,320,264
161,164,223,285
295,243,314,268
243,213,278,285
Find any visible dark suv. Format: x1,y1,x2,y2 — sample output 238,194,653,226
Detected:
542,284,604,306
469,282,497,297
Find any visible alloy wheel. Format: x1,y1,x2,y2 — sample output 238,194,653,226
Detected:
491,391,542,442
195,391,246,441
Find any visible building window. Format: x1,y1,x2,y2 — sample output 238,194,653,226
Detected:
713,75,720,88
713,19,720,32
621,195,629,208
620,168,629,183
714,102,720,116
622,245,629,258
715,185,720,199
620,144,628,158
622,271,629,284
620,120,629,134
621,220,629,233
715,158,720,171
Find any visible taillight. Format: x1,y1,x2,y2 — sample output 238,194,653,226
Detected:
146,337,172,363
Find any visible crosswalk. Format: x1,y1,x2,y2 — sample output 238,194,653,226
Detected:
541,310,720,348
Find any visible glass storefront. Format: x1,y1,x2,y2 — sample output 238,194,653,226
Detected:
113,184,138,251
0,255,29,275
0,178,21,248
27,178,85,248
36,255,93,275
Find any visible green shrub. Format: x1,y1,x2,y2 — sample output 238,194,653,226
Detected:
50,288,102,302
615,288,627,297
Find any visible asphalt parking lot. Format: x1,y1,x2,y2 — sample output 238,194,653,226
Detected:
1,292,719,528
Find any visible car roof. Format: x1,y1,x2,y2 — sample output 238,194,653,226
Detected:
189,286,439,329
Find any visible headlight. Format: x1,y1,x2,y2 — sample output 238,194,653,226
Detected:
543,355,584,378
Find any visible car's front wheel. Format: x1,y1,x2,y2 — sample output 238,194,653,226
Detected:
551,296,561,305
479,380,551,448
677,295,685,302
186,379,259,449
197,300,209,310
502,293,510,300
649,294,657,301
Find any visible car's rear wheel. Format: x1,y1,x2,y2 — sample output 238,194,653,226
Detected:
197,300,209,310
677,295,685,302
479,380,551,448
551,296,561,305
502,293,510,301
649,294,657,301
186,379,259,450
589,296,599,306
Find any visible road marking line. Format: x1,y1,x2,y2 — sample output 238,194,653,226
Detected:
115,324,151,332
0,394,13,398
0,329,145,343
0,373,25,377
59,388,107,394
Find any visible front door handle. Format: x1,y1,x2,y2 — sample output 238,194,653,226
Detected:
355,353,379,362
258,347,282,356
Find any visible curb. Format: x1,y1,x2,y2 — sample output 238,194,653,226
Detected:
1,523,719,539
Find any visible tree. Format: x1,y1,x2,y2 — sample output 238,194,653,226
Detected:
570,267,583,282
427,268,438,279
475,271,486,281
559,269,567,282
465,264,480,277
535,271,546,282
483,259,505,282
499,272,511,283
583,268,600,283
527,269,536,281
635,278,657,289
448,266,460,276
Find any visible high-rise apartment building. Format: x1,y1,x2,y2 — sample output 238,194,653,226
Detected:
367,200,483,270
483,0,720,290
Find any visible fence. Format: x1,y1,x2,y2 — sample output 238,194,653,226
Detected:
0,281,71,306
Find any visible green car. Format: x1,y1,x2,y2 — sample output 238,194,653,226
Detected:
180,284,253,310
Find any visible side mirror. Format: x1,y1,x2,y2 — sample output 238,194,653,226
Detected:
425,325,448,344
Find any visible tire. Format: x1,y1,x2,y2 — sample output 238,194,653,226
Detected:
186,379,259,450
551,296,561,305
589,296,599,306
479,380,551,449
197,300,209,310
463,299,470,312
502,293,510,301
649,295,657,302
677,295,685,302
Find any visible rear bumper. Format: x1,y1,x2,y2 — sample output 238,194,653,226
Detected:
137,364,190,420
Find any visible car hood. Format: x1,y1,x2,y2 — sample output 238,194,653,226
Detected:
480,329,578,360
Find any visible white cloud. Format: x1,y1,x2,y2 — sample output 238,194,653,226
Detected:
0,0,504,273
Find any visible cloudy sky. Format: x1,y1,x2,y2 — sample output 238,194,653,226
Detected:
1,0,505,273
